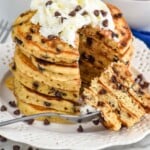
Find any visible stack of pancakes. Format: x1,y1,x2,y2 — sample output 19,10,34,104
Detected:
10,3,141,126
83,61,150,130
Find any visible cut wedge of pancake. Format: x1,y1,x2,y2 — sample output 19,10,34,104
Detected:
14,48,80,92
14,79,76,114
17,99,76,124
83,61,148,131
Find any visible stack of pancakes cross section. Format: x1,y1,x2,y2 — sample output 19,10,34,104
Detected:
83,61,150,131
11,4,134,124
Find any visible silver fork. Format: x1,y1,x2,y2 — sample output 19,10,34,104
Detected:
0,19,11,43
0,111,100,127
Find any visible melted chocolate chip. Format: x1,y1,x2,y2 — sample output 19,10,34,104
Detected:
99,89,107,95
94,10,100,16
43,119,50,125
113,13,122,19
75,5,82,12
102,19,108,27
45,1,53,6
111,32,119,39
14,37,22,45
0,135,7,142
100,10,107,17
81,53,95,64
48,35,57,40
26,34,32,40
86,37,93,47
55,91,63,98
12,62,16,70
55,11,61,17
77,125,84,132
9,101,17,108
81,11,88,16
32,81,39,90
96,32,104,40
113,55,119,62
69,11,76,17
97,101,105,107
44,101,51,107
13,145,20,150
0,105,7,112
111,75,117,83
13,109,20,116
30,28,35,34
93,119,100,125
135,74,143,83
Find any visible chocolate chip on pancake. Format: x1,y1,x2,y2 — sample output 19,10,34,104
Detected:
32,81,39,90
9,101,17,108
97,101,105,107
45,1,53,7
0,105,7,112
75,5,82,12
14,37,22,45
102,19,108,27
81,11,88,16
69,10,76,17
99,89,107,95
26,34,32,40
100,10,107,17
86,37,93,47
44,101,51,107
54,11,61,17
113,13,122,19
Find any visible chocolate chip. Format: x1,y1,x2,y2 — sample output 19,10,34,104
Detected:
14,37,22,45
113,55,119,62
115,109,120,115
140,82,149,89
9,101,17,108
48,35,57,40
96,32,104,40
135,74,143,83
43,119,50,125
41,38,46,43
112,32,119,39
30,28,35,34
77,125,84,132
81,11,88,16
69,11,76,17
44,101,51,107
86,37,93,47
97,101,105,107
0,105,7,112
45,1,53,6
121,42,127,47
116,83,124,90
12,62,16,70
32,81,39,90
54,11,61,17
13,109,20,116
94,10,100,16
0,135,7,142
93,119,100,125
99,89,107,95
75,5,82,12
102,19,108,27
55,91,63,98
60,17,67,23
64,107,68,110
81,53,95,64
100,10,107,17
113,13,122,19
24,118,34,125
28,147,33,150
13,145,20,150
111,75,117,83
26,34,32,40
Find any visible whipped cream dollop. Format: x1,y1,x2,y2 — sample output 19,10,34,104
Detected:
30,0,115,47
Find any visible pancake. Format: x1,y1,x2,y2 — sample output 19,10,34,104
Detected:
10,68,79,102
14,79,76,113
17,99,76,124
83,61,148,131
14,48,81,92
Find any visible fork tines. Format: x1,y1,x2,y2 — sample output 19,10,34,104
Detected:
0,19,11,43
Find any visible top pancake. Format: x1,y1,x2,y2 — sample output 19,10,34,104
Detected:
12,4,132,64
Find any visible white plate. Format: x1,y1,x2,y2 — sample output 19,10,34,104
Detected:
0,38,150,150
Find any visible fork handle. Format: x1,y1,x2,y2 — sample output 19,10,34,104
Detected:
0,112,100,127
